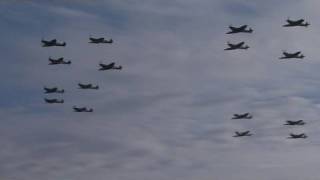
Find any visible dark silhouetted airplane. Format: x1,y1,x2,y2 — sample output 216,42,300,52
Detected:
89,36,113,44
232,113,253,119
226,25,253,34
73,106,93,112
44,87,64,94
78,83,99,90
233,131,252,137
44,98,64,104
99,62,122,70
283,18,310,27
287,133,307,139
224,41,249,50
41,39,66,47
284,120,305,126
48,57,71,65
279,51,304,59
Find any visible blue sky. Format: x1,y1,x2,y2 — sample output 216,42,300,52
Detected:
1,1,320,180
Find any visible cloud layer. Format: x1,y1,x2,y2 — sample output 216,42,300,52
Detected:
1,1,320,180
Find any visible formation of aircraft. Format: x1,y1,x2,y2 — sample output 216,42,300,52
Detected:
283,18,310,27
99,62,122,70
48,57,71,65
224,41,249,50
89,36,113,44
232,113,253,119
78,83,99,90
287,133,308,139
42,36,121,112
73,106,93,112
233,131,252,137
44,98,64,104
44,87,64,94
284,120,305,126
226,25,253,34
279,51,304,59
42,39,66,47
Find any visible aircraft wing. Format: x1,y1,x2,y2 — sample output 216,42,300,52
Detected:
243,113,249,116
236,42,245,47
229,26,237,31
239,25,247,30
227,42,234,47
46,87,57,91
100,62,114,68
296,19,304,24
293,51,301,56
283,51,290,56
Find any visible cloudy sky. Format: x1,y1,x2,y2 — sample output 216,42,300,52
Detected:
1,0,320,179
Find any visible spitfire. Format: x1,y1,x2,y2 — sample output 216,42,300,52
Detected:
89,36,113,44
44,87,64,94
284,120,306,126
78,83,99,90
48,57,71,65
226,25,253,34
233,131,252,137
231,113,253,119
99,62,122,70
44,98,64,104
283,18,310,27
279,51,304,59
287,133,308,139
73,106,93,112
41,39,66,47
224,41,249,50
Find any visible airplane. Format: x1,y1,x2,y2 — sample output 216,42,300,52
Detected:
231,113,253,119
226,25,253,34
283,18,310,27
73,106,93,112
78,83,99,90
44,98,64,104
99,62,122,70
89,36,113,44
44,86,64,94
224,41,249,50
279,51,304,59
287,133,307,139
48,57,71,65
284,120,306,126
41,39,66,47
233,131,252,137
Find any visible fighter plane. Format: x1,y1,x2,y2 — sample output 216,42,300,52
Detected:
279,51,304,59
89,36,113,44
231,113,253,119
44,98,64,104
287,133,307,139
99,62,122,70
284,120,306,126
283,18,310,27
41,39,66,47
44,87,64,94
233,131,252,137
226,25,253,34
73,106,93,112
224,41,249,50
48,57,71,65
78,83,99,90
